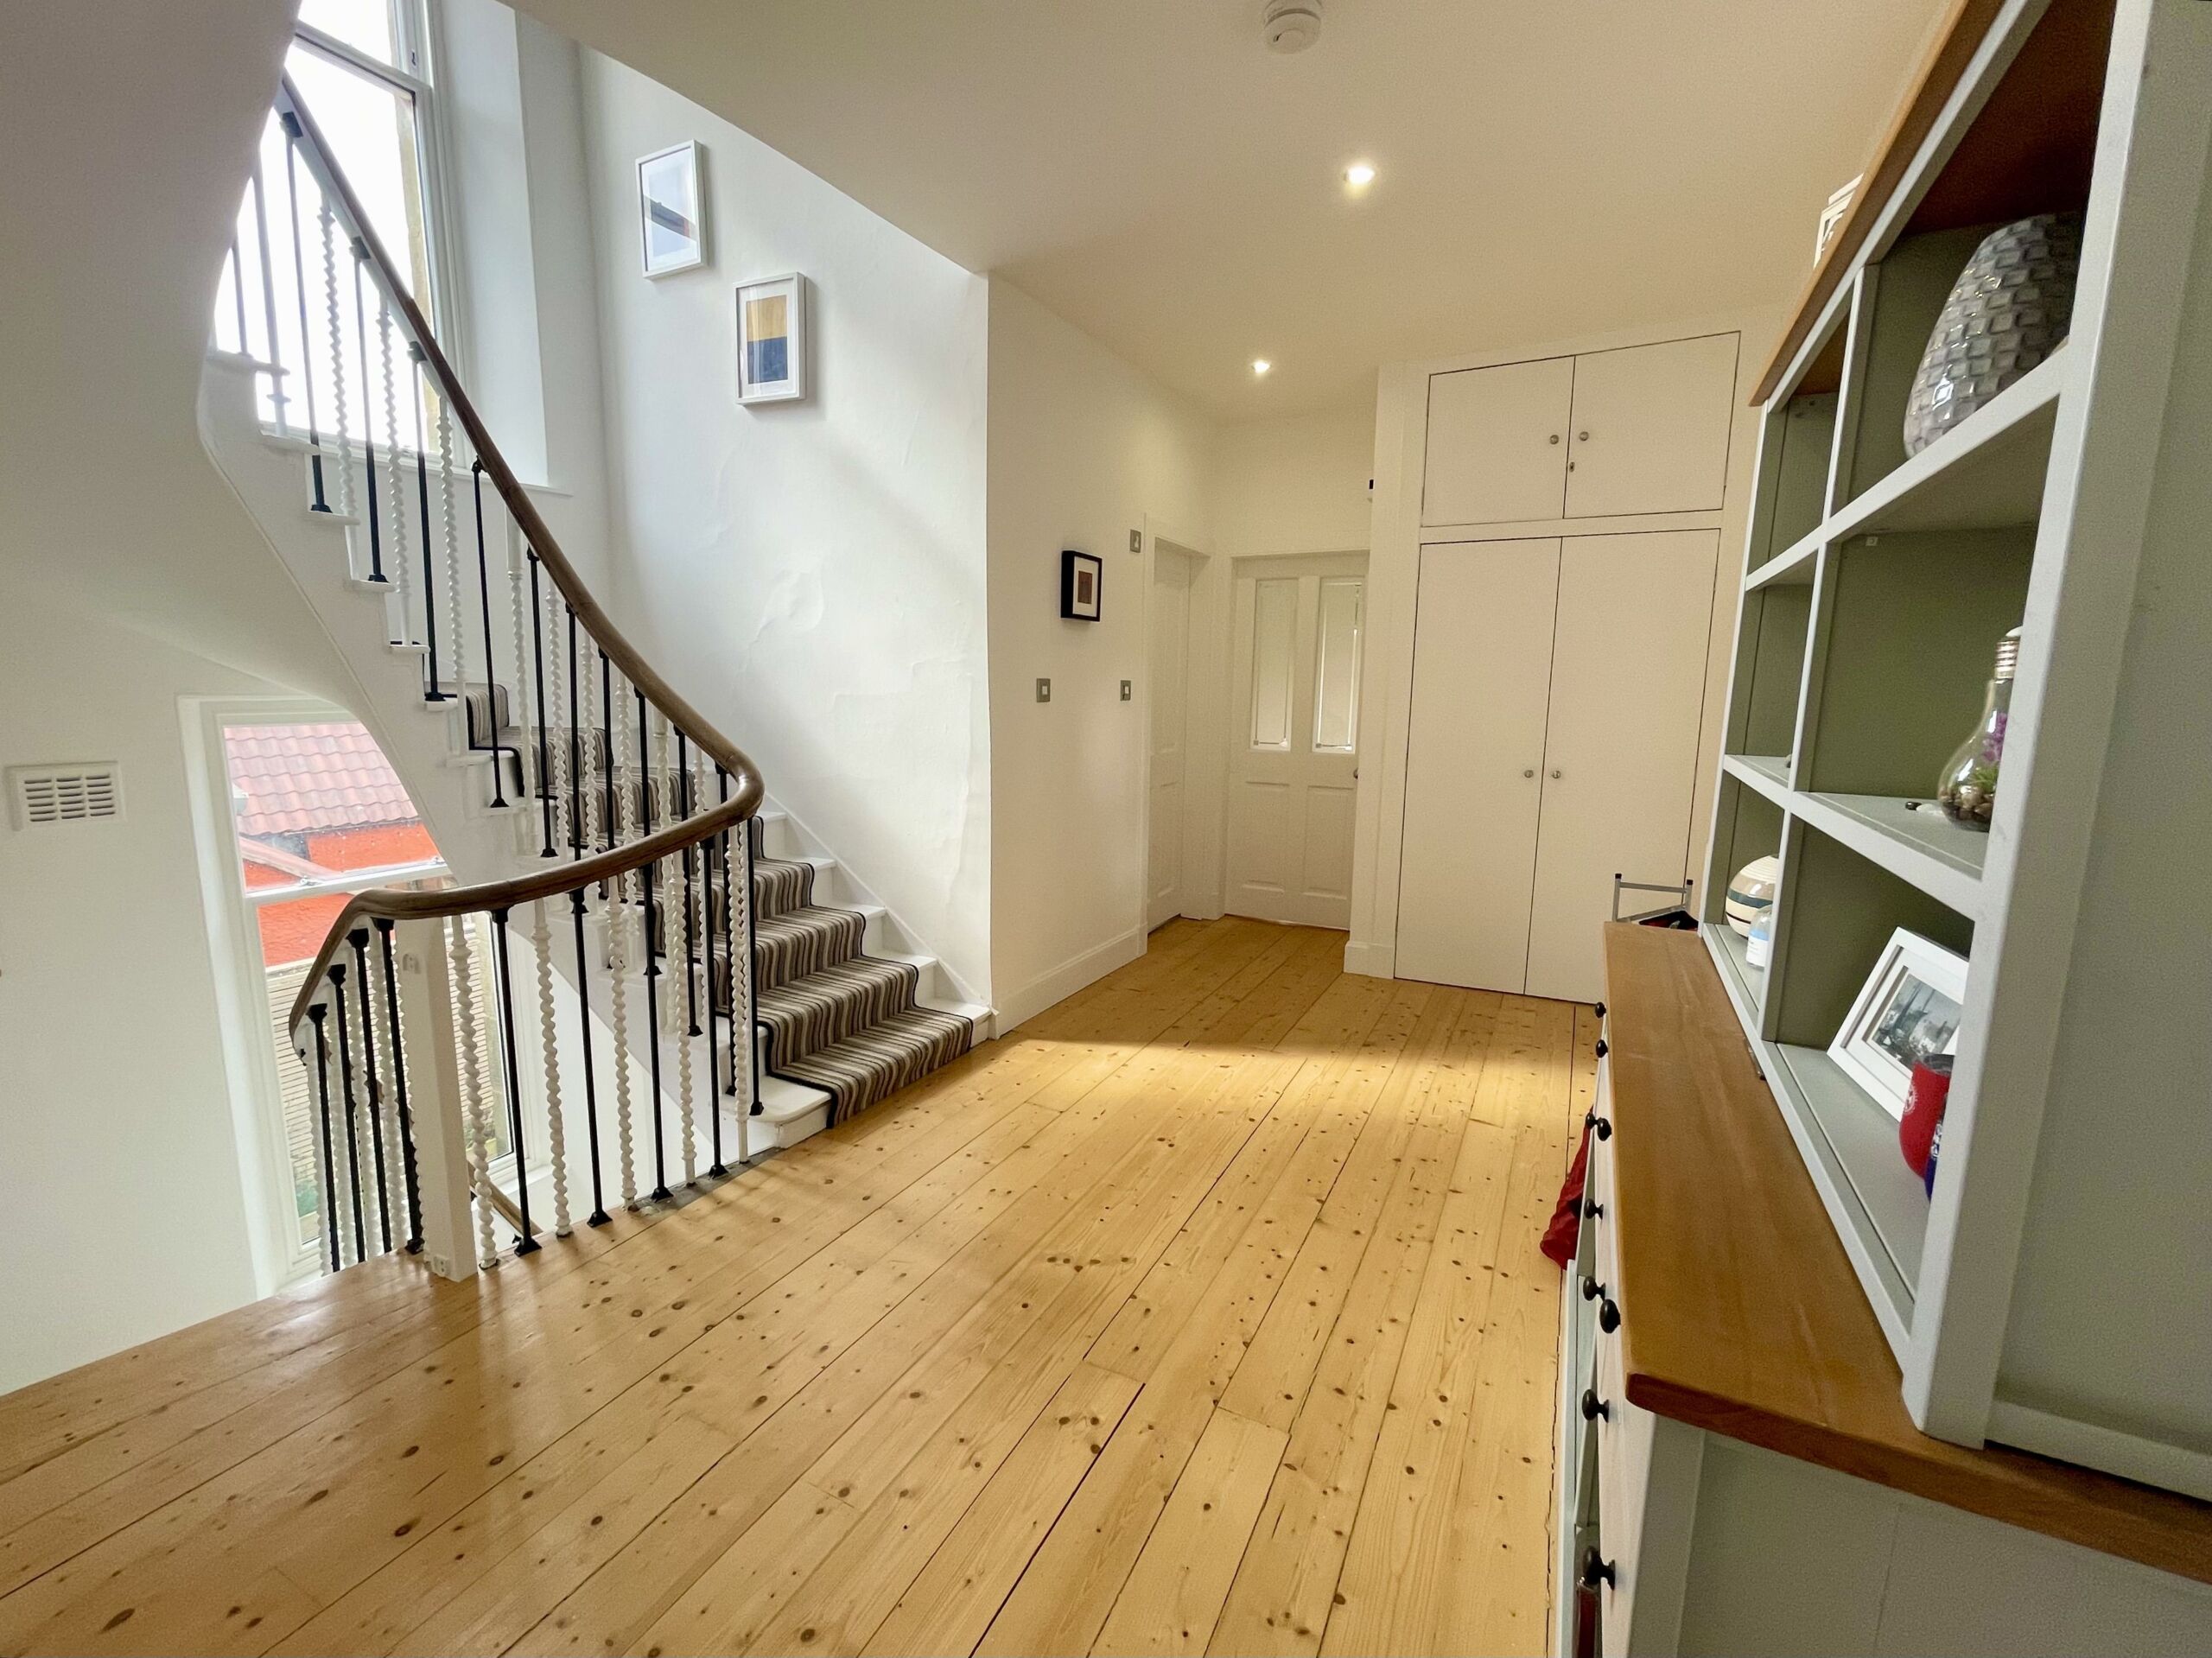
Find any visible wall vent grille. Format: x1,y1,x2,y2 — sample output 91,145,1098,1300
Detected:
9,764,124,829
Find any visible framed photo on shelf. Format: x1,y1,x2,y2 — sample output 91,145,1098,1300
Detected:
637,142,706,277
1828,927,1968,1119
1060,549,1103,620
735,274,808,403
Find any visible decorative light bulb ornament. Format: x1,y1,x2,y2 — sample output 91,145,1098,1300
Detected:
1936,627,2019,829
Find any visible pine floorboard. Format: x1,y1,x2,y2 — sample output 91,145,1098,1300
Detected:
0,918,1589,1657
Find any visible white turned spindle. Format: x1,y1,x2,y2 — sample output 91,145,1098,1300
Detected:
677,828,698,1186
581,647,601,857
507,524,534,804
448,915,501,1269
531,899,573,1236
435,397,466,720
543,575,568,851
317,198,356,522
247,147,289,430
610,672,640,1205
378,301,412,642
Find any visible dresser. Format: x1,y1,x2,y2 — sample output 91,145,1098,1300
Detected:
1556,925,2212,1655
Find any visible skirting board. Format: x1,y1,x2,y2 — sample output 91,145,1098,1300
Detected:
1986,1399,2212,1504
1343,937,1395,979
996,926,1146,1032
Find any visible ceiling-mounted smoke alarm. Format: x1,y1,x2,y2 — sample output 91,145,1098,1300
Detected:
1262,0,1323,54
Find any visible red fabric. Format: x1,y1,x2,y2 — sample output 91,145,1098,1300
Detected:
1541,1124,1592,1268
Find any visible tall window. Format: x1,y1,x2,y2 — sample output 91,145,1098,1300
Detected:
214,0,450,434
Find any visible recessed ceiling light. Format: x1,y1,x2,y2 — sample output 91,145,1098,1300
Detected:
1252,359,1273,378
1344,162,1376,190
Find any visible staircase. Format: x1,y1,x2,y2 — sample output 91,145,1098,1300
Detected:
206,77,989,1282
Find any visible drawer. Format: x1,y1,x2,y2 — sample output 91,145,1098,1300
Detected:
1592,1310,1657,1655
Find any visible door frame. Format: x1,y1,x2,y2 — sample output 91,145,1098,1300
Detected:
1135,515,1225,948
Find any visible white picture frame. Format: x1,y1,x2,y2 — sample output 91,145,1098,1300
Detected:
638,142,705,278
735,273,808,403
1828,927,1968,1120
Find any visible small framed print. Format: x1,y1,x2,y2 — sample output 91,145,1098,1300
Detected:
735,274,808,403
638,142,705,277
1060,549,1103,620
1828,928,1968,1119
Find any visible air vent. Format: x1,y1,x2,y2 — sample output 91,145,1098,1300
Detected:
9,764,123,829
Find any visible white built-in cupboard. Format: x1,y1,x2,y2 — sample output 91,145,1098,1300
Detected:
1393,334,1738,1004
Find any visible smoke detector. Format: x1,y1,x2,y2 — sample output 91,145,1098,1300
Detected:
1262,0,1323,54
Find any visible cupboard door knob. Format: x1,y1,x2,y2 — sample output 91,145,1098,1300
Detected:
1522,767,1535,778
1549,433,1560,445
1550,768,1563,779
1599,1296,1621,1333
1582,1197,1603,1220
1586,1111,1611,1140
1579,430,1591,441
1580,1546,1616,1590
1580,1388,1611,1423
1580,1274,1605,1303
1594,1038,1609,1059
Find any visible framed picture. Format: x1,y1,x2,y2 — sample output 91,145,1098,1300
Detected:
1829,928,1968,1119
1060,549,1103,620
735,274,808,403
638,142,705,277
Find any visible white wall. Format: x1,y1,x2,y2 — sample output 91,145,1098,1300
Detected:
985,279,1215,1026
578,52,994,1000
1214,403,1377,560
0,595,285,1391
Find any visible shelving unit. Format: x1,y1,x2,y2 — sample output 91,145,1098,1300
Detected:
1700,0,2212,1501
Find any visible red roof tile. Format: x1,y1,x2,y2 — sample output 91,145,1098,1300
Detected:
223,722,422,835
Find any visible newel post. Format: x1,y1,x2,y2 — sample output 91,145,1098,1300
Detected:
392,917,479,1280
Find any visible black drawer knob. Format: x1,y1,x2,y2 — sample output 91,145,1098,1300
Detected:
1595,1001,1606,1020
1582,1197,1604,1221
1599,1296,1621,1334
1594,1038,1609,1059
1580,1546,1616,1590
1580,1274,1605,1303
1580,1388,1611,1423
1586,1111,1612,1140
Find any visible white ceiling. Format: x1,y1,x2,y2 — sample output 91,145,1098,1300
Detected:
506,0,1942,418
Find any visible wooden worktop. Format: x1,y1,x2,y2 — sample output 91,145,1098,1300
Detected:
1599,923,2212,1585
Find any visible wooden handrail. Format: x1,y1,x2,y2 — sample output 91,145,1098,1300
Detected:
272,75,765,1038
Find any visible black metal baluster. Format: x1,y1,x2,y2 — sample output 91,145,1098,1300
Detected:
374,917,423,1252
639,688,670,1200
468,462,511,806
717,765,738,1100
678,734,702,1038
600,648,616,853
745,817,763,1117
307,1002,341,1274
571,887,610,1226
348,928,394,1255
278,117,329,513
568,606,583,856
409,345,445,702
528,549,556,858
701,807,724,1174
489,907,541,1255
351,244,385,583
328,962,367,1263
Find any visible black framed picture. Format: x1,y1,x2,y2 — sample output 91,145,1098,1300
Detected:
1060,549,1103,620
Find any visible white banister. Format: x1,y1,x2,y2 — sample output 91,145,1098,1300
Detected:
394,918,478,1280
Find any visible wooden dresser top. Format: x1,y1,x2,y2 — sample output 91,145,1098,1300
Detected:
1600,922,2212,1584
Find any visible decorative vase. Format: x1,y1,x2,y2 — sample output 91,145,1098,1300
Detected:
1725,854,1780,939
1903,213,2082,457
1936,628,2020,829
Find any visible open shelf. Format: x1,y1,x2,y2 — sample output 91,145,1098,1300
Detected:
1745,534,1818,592
1721,752,1791,804
1796,790,1986,919
1706,922,1765,1029
1834,347,2068,539
1773,1043,1926,1328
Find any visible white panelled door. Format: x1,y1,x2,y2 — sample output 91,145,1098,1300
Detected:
1147,549,1195,930
1225,554,1366,929
1395,539,1562,991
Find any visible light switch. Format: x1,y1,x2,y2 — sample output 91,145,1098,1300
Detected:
1128,529,1143,554
1120,680,1133,702
1035,677,1052,703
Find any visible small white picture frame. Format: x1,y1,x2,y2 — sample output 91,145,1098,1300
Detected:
736,273,808,403
638,142,705,278
1828,927,1968,1119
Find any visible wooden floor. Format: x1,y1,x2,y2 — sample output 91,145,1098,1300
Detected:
0,918,1592,1657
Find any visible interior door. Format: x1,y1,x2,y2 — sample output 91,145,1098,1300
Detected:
1523,530,1719,1002
1225,555,1366,928
1564,334,1738,518
1394,539,1561,992
1147,549,1194,930
1422,356,1575,525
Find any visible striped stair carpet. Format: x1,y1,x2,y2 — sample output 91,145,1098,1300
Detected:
711,822,972,1125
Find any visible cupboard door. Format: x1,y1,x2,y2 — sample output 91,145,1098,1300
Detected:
1565,334,1738,518
1524,531,1719,1003
1422,357,1574,525
1395,539,1560,992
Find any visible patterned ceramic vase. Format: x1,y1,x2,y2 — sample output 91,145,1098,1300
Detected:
1903,213,2082,457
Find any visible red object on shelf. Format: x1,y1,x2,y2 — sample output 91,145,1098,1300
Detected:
1541,1125,1592,1268
1900,1055,1954,1178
